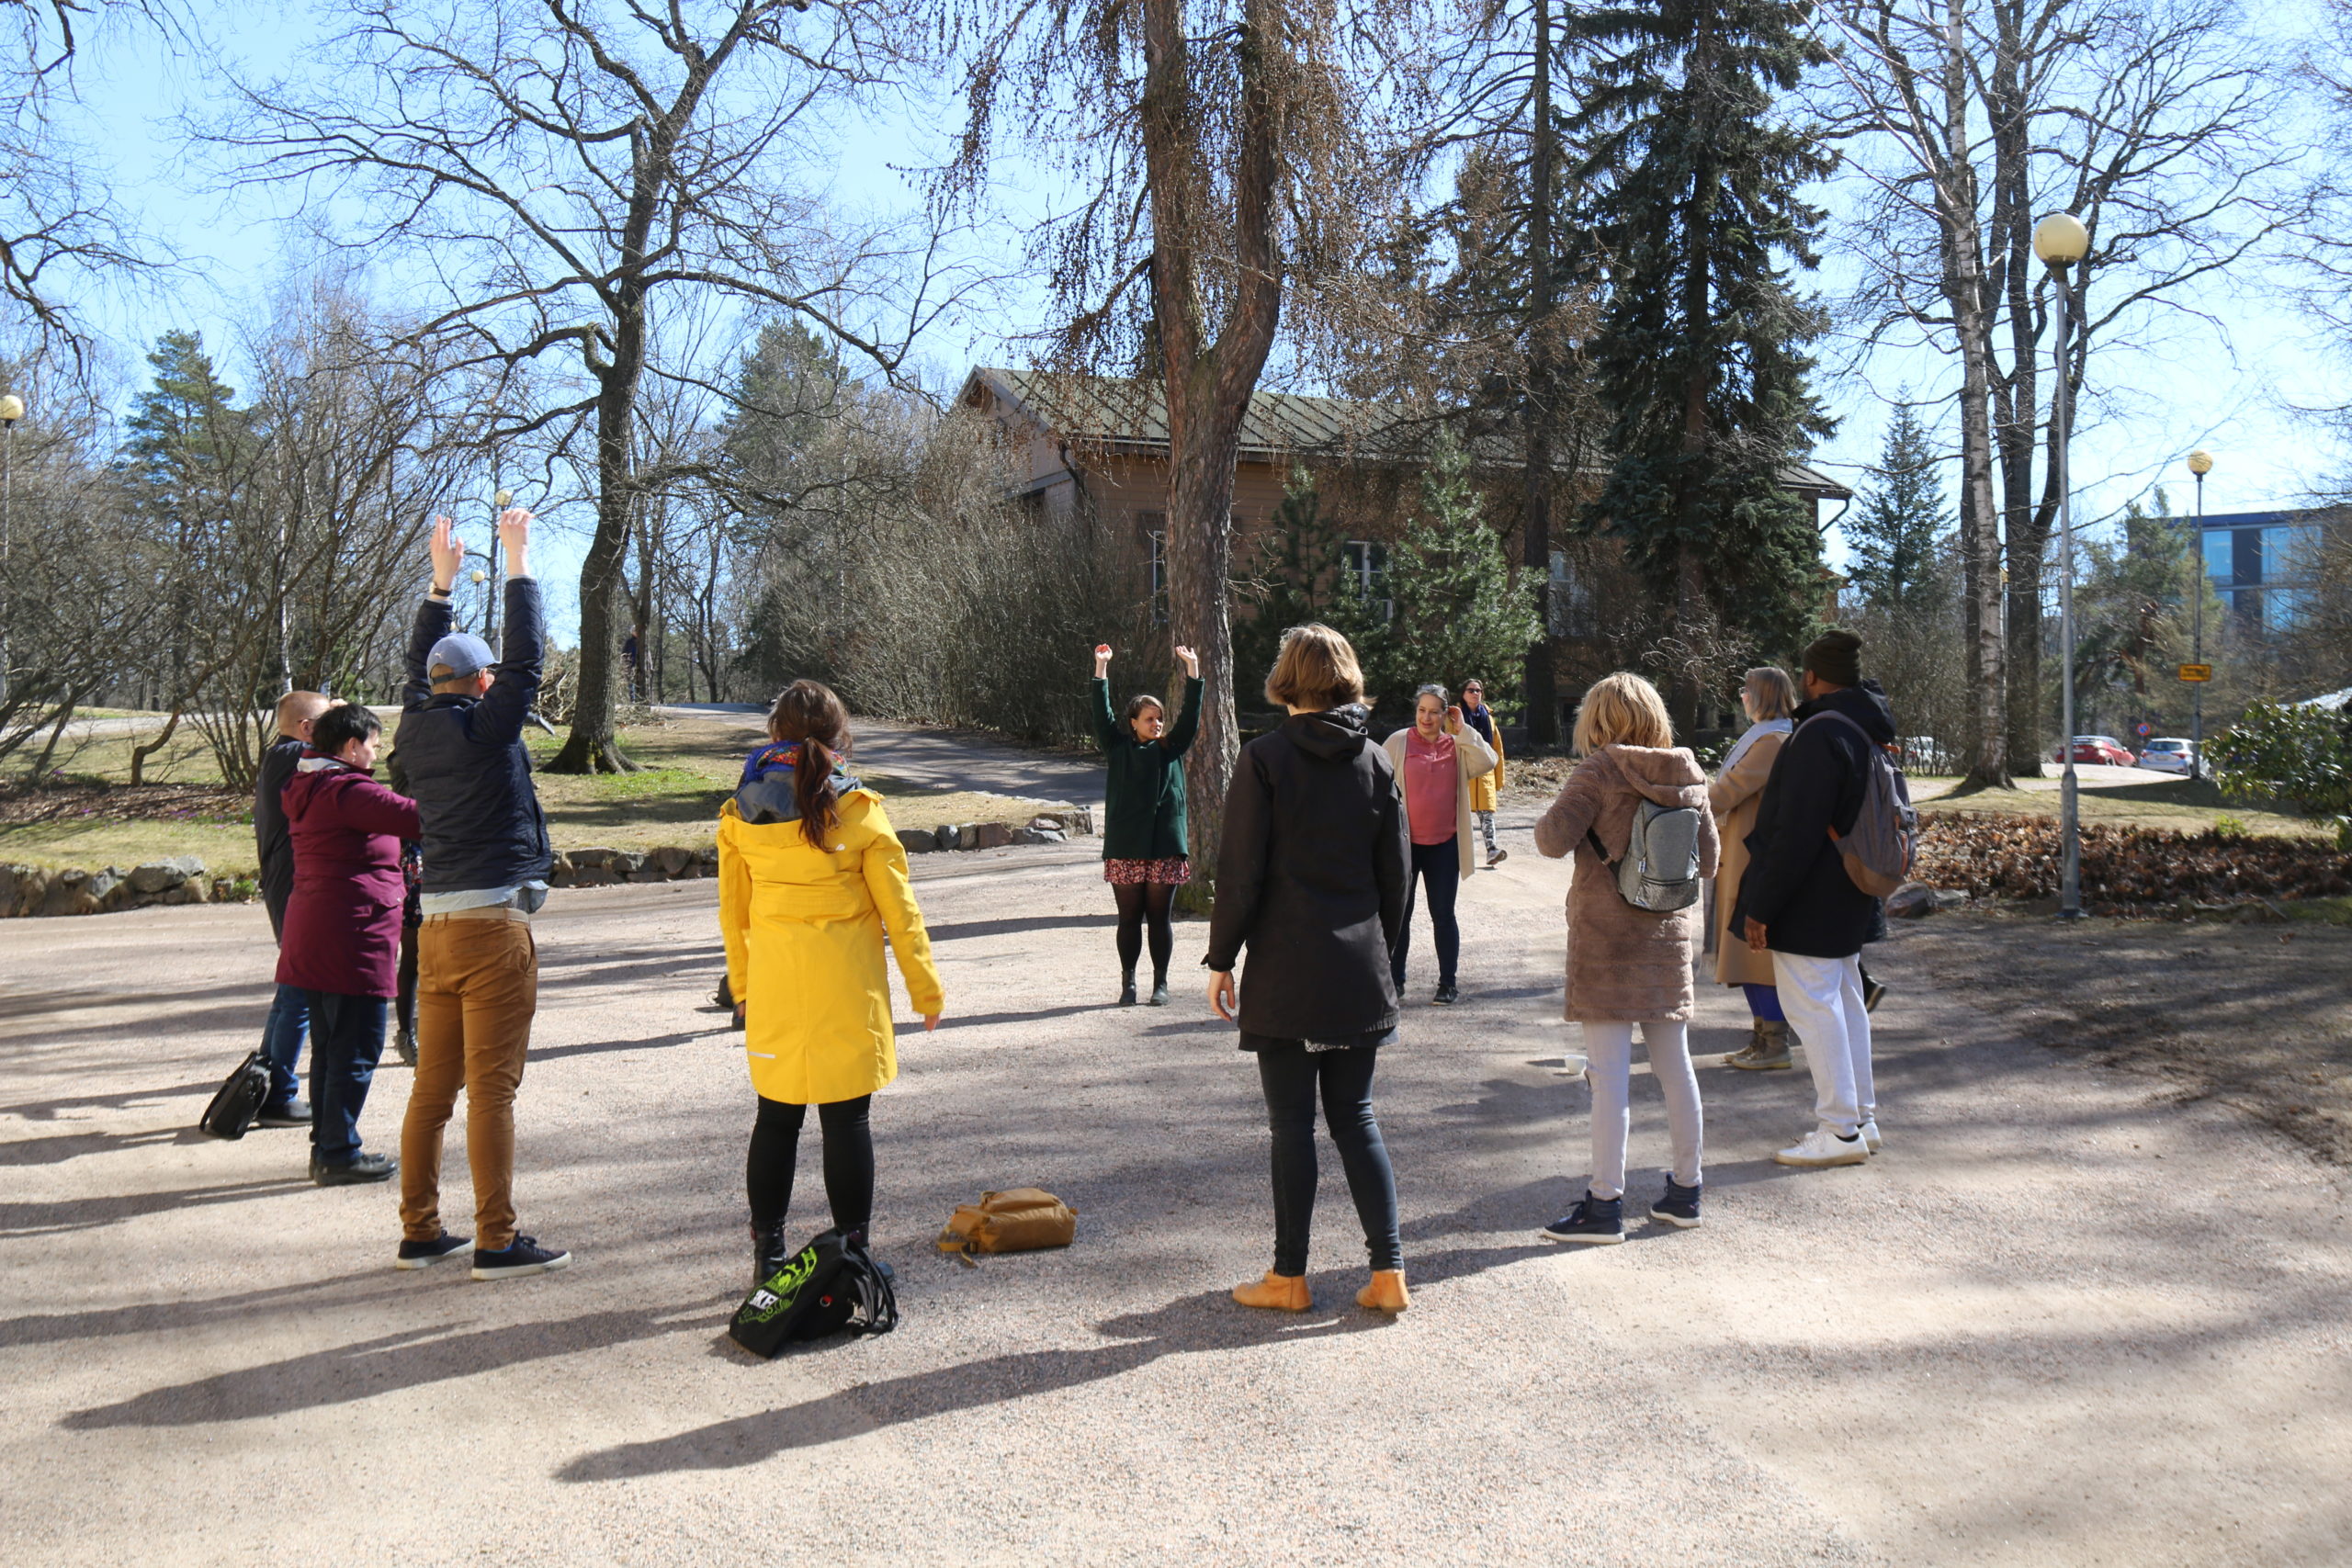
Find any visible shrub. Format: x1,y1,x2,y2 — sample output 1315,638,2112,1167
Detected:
2211,700,2352,818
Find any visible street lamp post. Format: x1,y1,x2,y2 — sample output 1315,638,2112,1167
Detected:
488,488,512,640
2187,449,2212,782
2035,211,2091,921
0,392,22,707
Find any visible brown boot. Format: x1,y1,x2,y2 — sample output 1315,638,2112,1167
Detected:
1356,1269,1410,1313
1725,1020,1793,1071
1232,1271,1312,1312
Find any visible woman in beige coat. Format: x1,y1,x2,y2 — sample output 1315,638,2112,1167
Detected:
1712,667,1797,1071
1382,683,1497,1005
1532,672,1718,1245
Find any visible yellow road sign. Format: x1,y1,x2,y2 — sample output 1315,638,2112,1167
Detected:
2178,663,2212,682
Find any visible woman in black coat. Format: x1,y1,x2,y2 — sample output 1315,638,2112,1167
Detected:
1206,624,1413,1315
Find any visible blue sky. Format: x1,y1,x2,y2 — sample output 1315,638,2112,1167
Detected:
30,1,2347,637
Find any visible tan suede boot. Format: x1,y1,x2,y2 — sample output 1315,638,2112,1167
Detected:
1725,1019,1792,1070
1231,1271,1312,1312
1356,1269,1410,1313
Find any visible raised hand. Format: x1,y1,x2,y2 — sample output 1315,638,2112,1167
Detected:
428,516,463,592
497,506,532,577
1093,643,1114,677
1173,644,1199,677
1444,705,1464,734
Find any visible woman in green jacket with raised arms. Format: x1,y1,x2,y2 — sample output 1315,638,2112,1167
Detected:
1091,642,1203,1006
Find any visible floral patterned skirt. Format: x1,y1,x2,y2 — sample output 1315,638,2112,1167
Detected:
1102,856,1193,886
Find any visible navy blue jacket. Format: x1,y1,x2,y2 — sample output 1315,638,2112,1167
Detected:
254,735,307,939
1734,681,1897,960
393,579,552,896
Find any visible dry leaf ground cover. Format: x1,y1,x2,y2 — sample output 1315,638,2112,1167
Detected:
1897,907,2352,1168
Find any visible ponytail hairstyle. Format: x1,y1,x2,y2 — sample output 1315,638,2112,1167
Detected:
765,679,852,848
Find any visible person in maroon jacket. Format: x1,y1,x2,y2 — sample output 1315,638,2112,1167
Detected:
278,703,423,1187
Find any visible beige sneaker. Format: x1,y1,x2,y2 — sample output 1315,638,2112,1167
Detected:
1724,1020,1792,1070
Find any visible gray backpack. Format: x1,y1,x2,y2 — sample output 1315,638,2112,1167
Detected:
1587,799,1704,913
1805,710,1918,897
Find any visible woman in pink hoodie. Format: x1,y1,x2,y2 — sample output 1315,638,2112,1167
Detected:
277,703,422,1187
1532,672,1717,1245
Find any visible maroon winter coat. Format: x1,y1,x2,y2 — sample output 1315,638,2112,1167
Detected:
276,755,422,999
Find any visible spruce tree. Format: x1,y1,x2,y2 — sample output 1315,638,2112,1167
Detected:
1846,401,1951,611
1383,432,1544,714
1569,0,1835,696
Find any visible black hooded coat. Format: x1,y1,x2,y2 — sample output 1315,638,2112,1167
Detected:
1205,706,1411,1043
1734,681,1898,960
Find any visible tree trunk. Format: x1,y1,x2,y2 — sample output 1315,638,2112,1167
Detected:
1164,370,1243,904
1521,0,1561,747
548,368,642,774
1941,0,2007,785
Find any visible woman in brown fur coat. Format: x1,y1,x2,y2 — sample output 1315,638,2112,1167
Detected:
1531,673,1719,1245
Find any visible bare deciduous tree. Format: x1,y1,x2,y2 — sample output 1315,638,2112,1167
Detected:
211,0,968,772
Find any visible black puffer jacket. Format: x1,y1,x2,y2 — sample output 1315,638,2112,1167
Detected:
1734,681,1897,960
1205,706,1411,1043
392,579,552,896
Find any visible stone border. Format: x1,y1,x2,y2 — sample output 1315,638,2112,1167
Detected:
0,857,232,918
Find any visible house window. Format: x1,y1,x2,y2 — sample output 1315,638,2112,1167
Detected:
1343,540,1393,620
1548,550,1596,637
2200,529,2233,585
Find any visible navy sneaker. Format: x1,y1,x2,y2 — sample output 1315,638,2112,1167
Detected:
472,1235,571,1281
1540,1196,1625,1245
1432,983,1459,1005
256,1099,312,1127
1649,1179,1703,1229
312,1152,397,1185
395,1231,472,1269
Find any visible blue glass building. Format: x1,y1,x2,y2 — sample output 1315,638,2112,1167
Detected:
2196,508,2333,632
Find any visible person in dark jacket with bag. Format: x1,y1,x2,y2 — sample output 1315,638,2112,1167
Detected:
277,703,420,1184
253,689,331,1125
1090,642,1204,1006
1206,623,1413,1316
392,510,568,1280
1734,629,1896,1170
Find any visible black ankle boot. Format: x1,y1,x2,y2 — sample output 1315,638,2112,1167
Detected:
1118,971,1138,1006
1148,975,1169,1007
751,1223,789,1286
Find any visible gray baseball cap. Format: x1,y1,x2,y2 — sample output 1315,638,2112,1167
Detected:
429,631,496,679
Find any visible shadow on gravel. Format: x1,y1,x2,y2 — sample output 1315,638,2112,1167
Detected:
0,1125,206,1165
1,1177,316,1236
534,1027,737,1064
60,1299,729,1428
950,1002,1129,1030
553,1286,1391,1482
0,1079,219,1122
0,1270,398,1348
927,914,1109,943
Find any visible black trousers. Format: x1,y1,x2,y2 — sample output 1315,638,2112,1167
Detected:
746,1095,874,1238
1393,836,1461,989
1255,1043,1400,1276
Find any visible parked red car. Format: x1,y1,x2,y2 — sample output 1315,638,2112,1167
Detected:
2052,735,2135,766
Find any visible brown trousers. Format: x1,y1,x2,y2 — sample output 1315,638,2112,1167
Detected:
400,910,537,1250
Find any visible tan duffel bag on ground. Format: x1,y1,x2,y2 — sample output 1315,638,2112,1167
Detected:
936,1189,1077,1256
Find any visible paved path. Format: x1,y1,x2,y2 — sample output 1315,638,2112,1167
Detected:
658,705,1107,808
1,806,2346,1565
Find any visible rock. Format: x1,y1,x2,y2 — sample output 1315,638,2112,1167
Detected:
87,869,126,905
1068,807,1095,836
14,866,49,915
160,886,198,905
570,847,616,869
974,821,1013,851
652,847,691,876
0,864,20,915
612,852,645,874
41,871,98,918
627,868,667,883
1884,883,1938,919
898,829,938,853
2231,897,2289,924
129,861,186,894
1012,826,1068,846
550,852,575,879
932,824,959,852
1931,888,1970,910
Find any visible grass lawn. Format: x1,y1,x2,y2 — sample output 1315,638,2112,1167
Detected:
0,715,1068,875
1910,775,2324,838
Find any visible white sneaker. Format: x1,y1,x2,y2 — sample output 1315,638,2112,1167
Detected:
1859,1119,1883,1154
1775,1126,1871,1168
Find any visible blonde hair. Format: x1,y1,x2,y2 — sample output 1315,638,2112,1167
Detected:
1742,666,1796,722
1572,672,1674,755
1263,623,1365,710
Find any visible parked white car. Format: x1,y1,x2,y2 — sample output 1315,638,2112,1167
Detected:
2137,737,2199,774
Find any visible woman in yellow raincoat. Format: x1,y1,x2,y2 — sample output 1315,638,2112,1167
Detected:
718,680,943,1282
1460,678,1507,867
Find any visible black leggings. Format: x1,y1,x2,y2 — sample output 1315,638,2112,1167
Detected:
1255,1043,1401,1276
1114,881,1176,979
746,1095,873,1238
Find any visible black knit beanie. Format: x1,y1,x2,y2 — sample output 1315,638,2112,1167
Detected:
1803,628,1863,689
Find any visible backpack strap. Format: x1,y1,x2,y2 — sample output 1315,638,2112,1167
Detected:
1585,825,1612,864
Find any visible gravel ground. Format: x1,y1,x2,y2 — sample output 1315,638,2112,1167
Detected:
3,805,2348,1566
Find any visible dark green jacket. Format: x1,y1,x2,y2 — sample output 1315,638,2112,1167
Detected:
1092,675,1204,860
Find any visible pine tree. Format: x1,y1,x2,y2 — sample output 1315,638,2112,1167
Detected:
1846,402,1951,610
1383,432,1544,712
1235,468,1395,702
1570,0,1835,700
